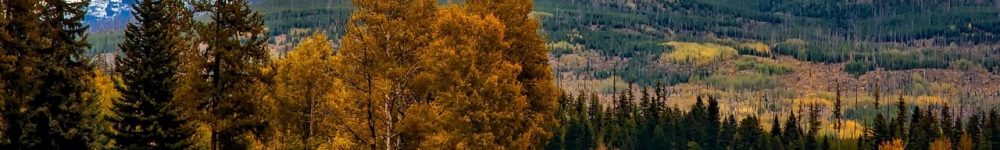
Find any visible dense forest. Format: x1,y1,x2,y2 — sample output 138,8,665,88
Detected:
6,0,1000,149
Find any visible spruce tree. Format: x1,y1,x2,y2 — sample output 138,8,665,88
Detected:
805,105,822,150
191,0,269,148
705,96,721,150
892,95,908,138
906,106,928,150
782,111,802,149
720,115,738,149
0,0,46,147
588,93,603,132
966,112,983,148
736,116,764,150
941,105,959,148
111,0,194,149
833,85,842,129
987,110,1000,149
768,115,783,150
872,113,891,149
2,0,102,148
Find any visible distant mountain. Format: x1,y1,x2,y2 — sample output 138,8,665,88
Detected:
83,0,134,32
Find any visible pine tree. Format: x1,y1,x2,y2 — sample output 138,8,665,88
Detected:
0,0,47,147
2,0,103,148
588,93,603,133
111,0,194,149
768,115,783,150
705,96,721,150
872,113,892,149
892,95,908,139
783,111,803,149
736,116,764,150
720,115,738,149
986,110,1000,150
941,105,959,148
191,0,270,148
966,112,983,149
834,85,842,129
805,105,822,150
907,106,928,150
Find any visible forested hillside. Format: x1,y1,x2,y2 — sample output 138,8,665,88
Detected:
6,0,1000,149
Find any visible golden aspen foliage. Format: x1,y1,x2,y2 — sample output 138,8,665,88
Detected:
407,6,521,148
338,0,437,149
959,133,973,150
660,42,738,66
84,69,120,149
929,138,952,150
267,33,352,149
740,42,771,54
463,0,561,148
879,139,905,150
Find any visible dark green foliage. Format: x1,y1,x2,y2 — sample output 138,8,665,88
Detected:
545,85,1000,150
844,61,874,77
1,0,108,148
870,113,892,149
110,0,195,149
892,95,908,138
736,116,764,150
720,115,737,149
782,111,803,150
191,0,270,148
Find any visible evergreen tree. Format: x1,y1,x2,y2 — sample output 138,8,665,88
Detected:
906,106,929,150
805,105,822,150
705,96,721,150
588,93,603,135
111,0,194,149
966,112,983,149
768,115,783,150
191,0,270,148
833,85,842,129
685,97,707,148
782,111,802,149
872,113,892,149
0,0,47,147
720,115,738,149
892,95,908,139
736,116,764,150
987,110,1000,150
2,0,103,148
941,105,959,148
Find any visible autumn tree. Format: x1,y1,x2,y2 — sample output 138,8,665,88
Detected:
464,0,561,147
110,0,194,148
190,0,270,148
337,0,436,149
404,5,558,148
265,33,351,149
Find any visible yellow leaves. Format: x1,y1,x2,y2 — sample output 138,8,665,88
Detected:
818,120,864,139
660,42,738,66
791,92,834,108
930,138,952,150
879,139,905,150
557,54,586,68
740,42,771,54
87,69,120,116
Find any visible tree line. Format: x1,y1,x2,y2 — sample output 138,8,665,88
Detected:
547,84,1000,150
2,0,559,149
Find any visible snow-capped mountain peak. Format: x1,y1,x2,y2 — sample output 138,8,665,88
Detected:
83,0,134,32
